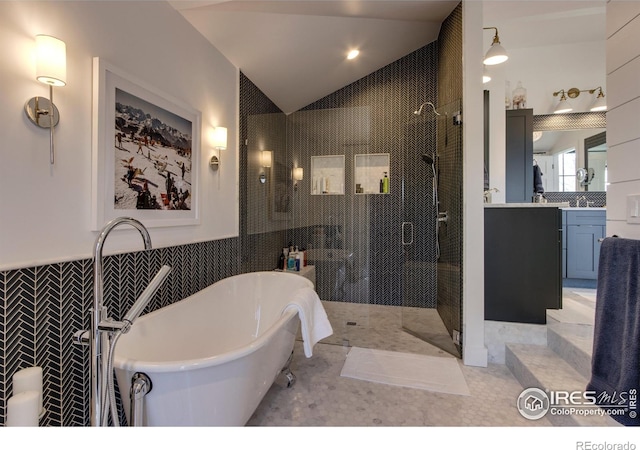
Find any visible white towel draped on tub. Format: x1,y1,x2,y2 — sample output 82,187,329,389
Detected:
282,287,333,357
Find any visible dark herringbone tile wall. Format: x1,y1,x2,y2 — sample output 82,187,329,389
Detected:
0,238,239,426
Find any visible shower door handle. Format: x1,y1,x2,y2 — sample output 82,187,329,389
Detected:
402,222,414,245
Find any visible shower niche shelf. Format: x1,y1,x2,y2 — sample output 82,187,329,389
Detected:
311,155,345,195
354,153,390,194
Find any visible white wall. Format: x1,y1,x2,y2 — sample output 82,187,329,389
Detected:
486,62,507,202
0,1,239,270
606,0,640,239
463,0,488,368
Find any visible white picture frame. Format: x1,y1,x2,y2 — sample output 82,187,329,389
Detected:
91,57,201,230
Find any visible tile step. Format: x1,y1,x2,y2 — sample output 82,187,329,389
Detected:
546,322,594,380
505,343,618,427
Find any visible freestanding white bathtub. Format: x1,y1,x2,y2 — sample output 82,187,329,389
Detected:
113,271,315,426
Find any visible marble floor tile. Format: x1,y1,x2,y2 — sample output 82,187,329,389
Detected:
248,341,551,427
249,288,602,428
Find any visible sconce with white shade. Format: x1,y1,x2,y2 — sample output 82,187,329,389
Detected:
589,86,607,112
209,126,227,171
261,150,272,168
258,150,272,184
483,27,508,65
552,87,606,114
212,126,227,150
293,167,304,191
552,89,574,114
24,35,66,165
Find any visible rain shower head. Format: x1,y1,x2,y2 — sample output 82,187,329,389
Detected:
414,102,441,116
422,154,434,165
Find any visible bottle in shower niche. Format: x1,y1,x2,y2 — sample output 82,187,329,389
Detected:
278,249,286,270
382,172,389,193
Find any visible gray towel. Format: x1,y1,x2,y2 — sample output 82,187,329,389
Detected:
586,237,640,426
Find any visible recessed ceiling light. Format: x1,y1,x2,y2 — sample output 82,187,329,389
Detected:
347,49,359,60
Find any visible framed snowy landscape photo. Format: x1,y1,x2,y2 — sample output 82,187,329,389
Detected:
91,57,201,230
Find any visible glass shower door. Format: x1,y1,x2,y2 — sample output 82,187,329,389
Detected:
401,99,462,358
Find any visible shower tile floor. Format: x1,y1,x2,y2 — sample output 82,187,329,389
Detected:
247,300,556,427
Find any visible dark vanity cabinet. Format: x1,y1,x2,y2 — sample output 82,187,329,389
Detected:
506,109,533,203
484,205,563,324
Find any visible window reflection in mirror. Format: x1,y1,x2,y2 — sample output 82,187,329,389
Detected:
558,150,576,192
532,127,606,192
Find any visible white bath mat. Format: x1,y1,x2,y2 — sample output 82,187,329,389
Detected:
340,347,470,396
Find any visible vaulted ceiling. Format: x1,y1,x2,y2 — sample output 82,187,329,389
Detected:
170,1,606,114
170,1,459,114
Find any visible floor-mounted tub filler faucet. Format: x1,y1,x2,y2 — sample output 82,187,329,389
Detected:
75,217,171,427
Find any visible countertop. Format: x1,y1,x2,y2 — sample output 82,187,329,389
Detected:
484,202,570,208
484,203,606,210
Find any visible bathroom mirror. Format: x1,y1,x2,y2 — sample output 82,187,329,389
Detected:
584,131,607,191
532,112,606,194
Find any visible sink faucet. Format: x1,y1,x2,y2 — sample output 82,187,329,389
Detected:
89,217,152,427
576,195,587,207
484,188,499,203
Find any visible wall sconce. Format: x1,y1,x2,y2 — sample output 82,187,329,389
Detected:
483,27,508,65
258,150,272,184
209,154,220,170
261,150,272,168
209,126,227,171
293,167,304,191
552,87,606,113
552,89,574,114
212,126,227,151
589,86,607,112
24,35,67,165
